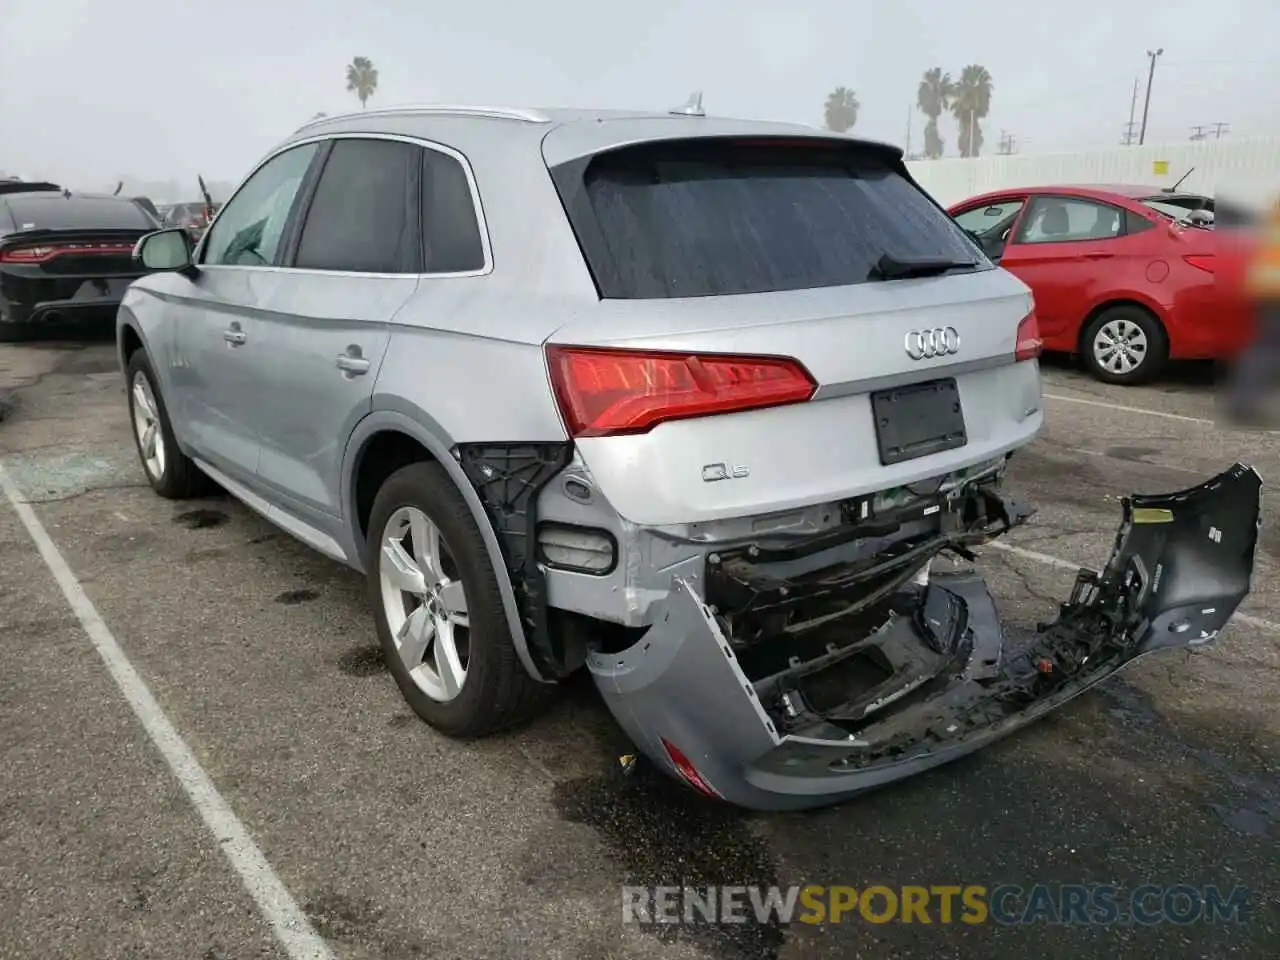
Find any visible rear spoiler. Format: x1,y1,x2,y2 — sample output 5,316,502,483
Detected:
0,227,152,248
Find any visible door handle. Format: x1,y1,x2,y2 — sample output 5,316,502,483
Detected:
1082,252,1114,260
223,330,247,346
335,355,371,375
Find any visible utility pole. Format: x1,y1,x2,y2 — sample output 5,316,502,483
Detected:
904,103,912,157
997,130,1017,155
1121,76,1140,145
1211,121,1230,139
1190,124,1207,141
1138,47,1163,146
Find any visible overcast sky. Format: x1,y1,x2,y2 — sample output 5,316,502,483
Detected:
1,0,1276,191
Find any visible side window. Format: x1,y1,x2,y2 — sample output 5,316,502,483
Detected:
1125,209,1155,235
421,147,486,273
202,143,319,266
953,200,1025,237
294,138,419,273
1015,197,1125,245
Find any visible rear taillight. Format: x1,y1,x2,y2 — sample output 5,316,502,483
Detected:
1015,310,1042,362
660,738,722,799
1184,254,1216,273
0,245,59,263
0,241,135,264
545,345,817,438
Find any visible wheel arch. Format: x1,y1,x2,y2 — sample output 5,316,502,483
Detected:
340,409,555,685
1076,297,1168,355
116,306,149,374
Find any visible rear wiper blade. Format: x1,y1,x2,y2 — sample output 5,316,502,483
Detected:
869,253,977,281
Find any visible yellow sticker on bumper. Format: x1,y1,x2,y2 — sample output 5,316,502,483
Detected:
1132,507,1175,524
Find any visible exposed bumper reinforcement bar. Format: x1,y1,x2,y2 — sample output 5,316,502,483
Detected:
587,463,1263,811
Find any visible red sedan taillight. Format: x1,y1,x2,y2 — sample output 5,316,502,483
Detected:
1184,254,1216,274
545,345,817,439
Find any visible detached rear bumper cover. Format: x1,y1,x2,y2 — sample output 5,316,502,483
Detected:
587,463,1262,811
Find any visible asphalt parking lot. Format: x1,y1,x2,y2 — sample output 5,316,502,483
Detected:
1,341,1277,960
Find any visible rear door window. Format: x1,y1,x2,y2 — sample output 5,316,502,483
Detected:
555,139,986,299
293,138,420,274
1014,197,1125,244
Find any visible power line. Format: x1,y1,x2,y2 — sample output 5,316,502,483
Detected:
1189,121,1230,141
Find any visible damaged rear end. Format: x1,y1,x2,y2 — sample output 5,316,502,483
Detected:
534,125,1263,808
587,463,1261,810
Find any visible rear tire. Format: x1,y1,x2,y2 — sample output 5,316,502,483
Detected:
1081,305,1168,385
125,350,209,498
366,461,553,738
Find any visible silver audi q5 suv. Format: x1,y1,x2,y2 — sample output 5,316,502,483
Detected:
118,102,1261,810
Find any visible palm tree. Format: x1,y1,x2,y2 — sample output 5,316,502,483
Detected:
916,67,954,159
823,87,860,133
345,57,379,109
951,64,994,158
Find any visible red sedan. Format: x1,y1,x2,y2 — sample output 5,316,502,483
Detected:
949,184,1246,385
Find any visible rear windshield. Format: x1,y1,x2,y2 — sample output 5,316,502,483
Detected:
559,139,985,299
5,195,155,231
1141,196,1210,219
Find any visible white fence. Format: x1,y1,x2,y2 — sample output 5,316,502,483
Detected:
906,138,1280,209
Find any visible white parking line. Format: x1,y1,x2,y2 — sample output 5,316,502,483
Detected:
0,463,335,960
1043,392,1216,425
986,540,1280,633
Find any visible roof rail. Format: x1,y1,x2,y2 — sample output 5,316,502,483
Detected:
294,104,552,133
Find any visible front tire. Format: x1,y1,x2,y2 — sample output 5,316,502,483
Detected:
1081,305,1169,385
125,350,208,498
365,461,552,738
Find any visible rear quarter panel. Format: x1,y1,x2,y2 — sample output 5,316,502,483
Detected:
373,319,567,442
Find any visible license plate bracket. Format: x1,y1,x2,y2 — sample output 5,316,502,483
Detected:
71,277,133,301
871,377,968,466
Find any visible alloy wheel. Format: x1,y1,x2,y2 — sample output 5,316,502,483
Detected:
378,505,471,701
130,371,167,481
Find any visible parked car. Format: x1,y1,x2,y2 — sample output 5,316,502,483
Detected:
117,106,1260,810
131,196,162,222
163,201,215,238
0,182,161,340
949,184,1245,385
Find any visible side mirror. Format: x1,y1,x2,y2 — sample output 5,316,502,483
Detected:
134,228,194,274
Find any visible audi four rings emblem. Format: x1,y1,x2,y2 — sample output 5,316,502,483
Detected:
904,326,961,360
